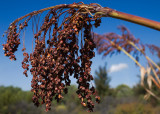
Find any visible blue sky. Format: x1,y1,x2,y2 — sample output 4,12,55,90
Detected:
0,0,160,90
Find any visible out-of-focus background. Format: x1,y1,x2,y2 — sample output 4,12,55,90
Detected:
0,0,160,113
1,65,160,114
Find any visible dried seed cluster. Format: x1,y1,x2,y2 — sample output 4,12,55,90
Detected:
2,25,20,60
147,44,160,58
3,17,31,60
2,5,101,112
93,26,144,61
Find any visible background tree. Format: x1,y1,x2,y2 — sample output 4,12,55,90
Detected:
94,64,110,97
115,84,133,98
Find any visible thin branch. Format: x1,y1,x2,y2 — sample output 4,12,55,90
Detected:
151,76,160,89
108,40,142,68
128,41,160,71
9,3,160,31
127,41,160,86
148,61,160,84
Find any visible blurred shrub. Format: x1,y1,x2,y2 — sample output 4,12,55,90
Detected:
115,84,133,98
113,102,154,114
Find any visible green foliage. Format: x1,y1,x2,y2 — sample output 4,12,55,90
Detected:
62,85,79,104
113,102,154,114
133,83,160,106
0,86,33,114
0,85,82,114
94,64,110,97
115,84,133,98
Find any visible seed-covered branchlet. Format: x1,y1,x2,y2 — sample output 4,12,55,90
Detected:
2,5,101,112
2,25,20,61
22,52,29,77
76,15,99,112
